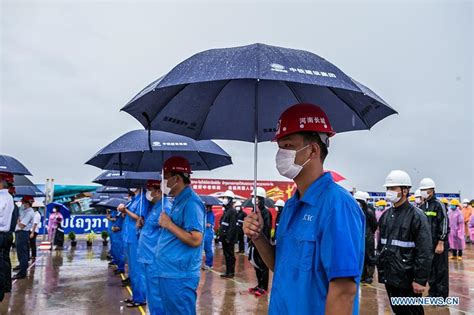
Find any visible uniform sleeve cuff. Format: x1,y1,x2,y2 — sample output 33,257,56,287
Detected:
327,269,361,282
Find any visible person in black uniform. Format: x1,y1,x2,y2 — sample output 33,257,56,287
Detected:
248,187,272,297
272,199,285,244
235,201,247,254
354,191,378,284
219,190,238,278
418,177,449,299
378,171,433,315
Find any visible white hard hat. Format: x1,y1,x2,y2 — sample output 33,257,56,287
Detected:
362,192,371,201
384,170,412,188
414,189,421,198
419,178,436,190
354,191,368,202
463,199,470,204
275,200,285,207
222,190,235,199
251,187,267,198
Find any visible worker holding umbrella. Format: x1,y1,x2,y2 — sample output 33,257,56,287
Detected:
243,104,365,314
154,156,205,315
0,172,16,301
218,190,238,278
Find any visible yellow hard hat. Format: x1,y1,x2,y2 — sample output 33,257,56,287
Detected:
409,195,415,202
376,200,387,207
450,199,460,206
440,198,449,204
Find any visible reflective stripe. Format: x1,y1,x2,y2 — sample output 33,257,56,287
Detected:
221,222,229,226
237,220,244,223
425,211,437,217
381,238,415,248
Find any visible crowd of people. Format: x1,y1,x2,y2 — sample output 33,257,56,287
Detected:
1,103,473,315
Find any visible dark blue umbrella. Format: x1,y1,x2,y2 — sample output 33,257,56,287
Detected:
96,186,130,194
90,192,128,205
46,202,71,219
93,170,161,189
95,198,128,210
0,155,32,175
85,130,232,172
121,43,396,142
12,175,45,197
199,195,223,206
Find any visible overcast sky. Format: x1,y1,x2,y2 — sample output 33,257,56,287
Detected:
1,0,473,197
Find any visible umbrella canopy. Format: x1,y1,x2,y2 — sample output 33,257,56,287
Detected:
242,197,275,209
93,170,161,189
199,195,223,206
13,175,45,197
90,192,128,205
46,202,71,219
85,130,232,172
122,43,396,142
0,155,32,175
96,186,130,194
95,198,128,210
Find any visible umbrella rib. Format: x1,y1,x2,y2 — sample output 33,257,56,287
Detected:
285,82,303,103
198,80,232,140
327,87,369,128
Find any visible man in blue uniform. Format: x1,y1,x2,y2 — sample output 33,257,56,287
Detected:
118,188,150,307
154,156,205,315
111,210,126,275
244,103,365,315
137,179,171,315
202,204,215,270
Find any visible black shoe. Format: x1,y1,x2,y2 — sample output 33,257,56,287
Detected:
121,279,131,287
12,266,21,271
12,274,26,280
220,273,235,278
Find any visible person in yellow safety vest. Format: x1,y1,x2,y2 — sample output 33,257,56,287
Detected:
461,199,472,244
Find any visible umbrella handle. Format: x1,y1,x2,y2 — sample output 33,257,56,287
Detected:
142,112,153,153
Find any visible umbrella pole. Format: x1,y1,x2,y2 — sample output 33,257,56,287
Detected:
253,79,259,213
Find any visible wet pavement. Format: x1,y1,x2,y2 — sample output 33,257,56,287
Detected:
1,242,473,314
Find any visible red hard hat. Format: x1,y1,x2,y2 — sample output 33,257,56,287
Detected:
21,195,34,204
273,103,335,141
146,179,161,189
163,156,192,174
0,172,14,183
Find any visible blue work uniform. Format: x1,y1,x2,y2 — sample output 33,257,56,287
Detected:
203,210,215,268
153,186,205,315
138,197,172,315
112,212,125,272
123,192,150,304
107,210,117,264
270,172,365,315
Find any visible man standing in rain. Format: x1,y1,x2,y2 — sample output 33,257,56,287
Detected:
219,190,238,278
202,203,215,270
461,199,472,244
155,156,205,315
448,199,465,260
0,172,15,301
235,200,247,253
118,188,150,308
243,103,365,314
419,178,449,299
354,191,377,284
377,170,432,315
13,195,35,280
137,179,171,315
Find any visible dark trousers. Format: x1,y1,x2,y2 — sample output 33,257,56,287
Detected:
385,284,424,315
451,249,463,257
238,231,245,252
0,233,7,302
222,240,236,275
255,265,269,291
30,232,38,258
428,243,449,298
15,231,30,277
1,232,13,292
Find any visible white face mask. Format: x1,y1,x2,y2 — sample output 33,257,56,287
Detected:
222,198,229,206
415,197,422,204
420,190,429,199
145,190,154,202
275,145,311,180
161,176,177,196
385,190,401,204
